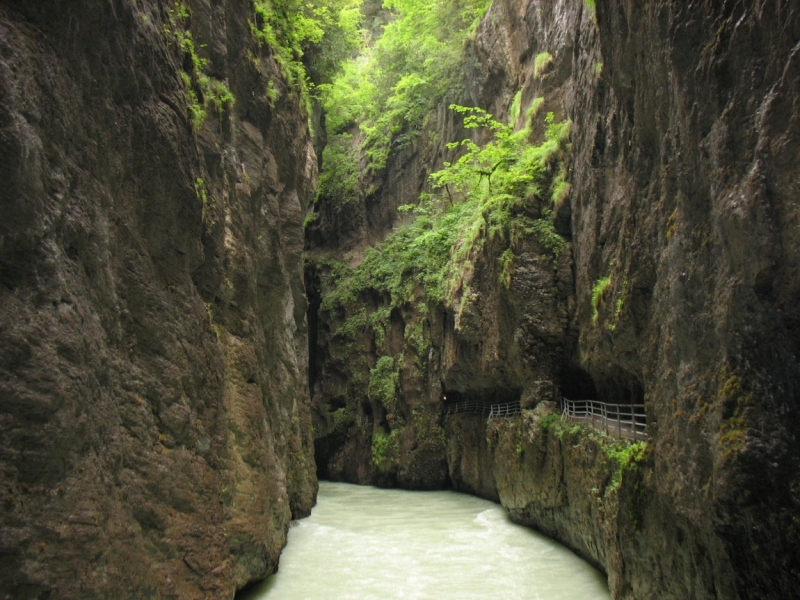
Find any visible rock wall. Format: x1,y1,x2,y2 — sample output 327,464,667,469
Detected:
310,0,800,598
572,1,800,597
0,1,317,598
308,148,574,490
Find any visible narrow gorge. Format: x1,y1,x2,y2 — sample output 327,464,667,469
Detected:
1,0,799,599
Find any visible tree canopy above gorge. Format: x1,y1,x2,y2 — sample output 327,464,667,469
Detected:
317,0,493,173
303,0,573,333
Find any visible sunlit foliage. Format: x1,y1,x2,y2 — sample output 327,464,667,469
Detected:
318,106,572,334
250,0,363,99
319,0,492,177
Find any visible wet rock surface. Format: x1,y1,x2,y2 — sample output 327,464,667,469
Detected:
309,0,800,598
0,1,317,598
0,0,798,597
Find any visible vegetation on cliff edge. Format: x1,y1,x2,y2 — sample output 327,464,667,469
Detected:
317,105,571,335
317,0,492,202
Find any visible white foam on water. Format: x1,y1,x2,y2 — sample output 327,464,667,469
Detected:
239,481,611,600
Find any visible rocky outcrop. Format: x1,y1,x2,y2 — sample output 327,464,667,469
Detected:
570,1,800,597
310,0,800,598
308,180,573,489
0,1,317,598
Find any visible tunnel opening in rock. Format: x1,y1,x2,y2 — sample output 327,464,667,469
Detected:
327,394,347,410
559,364,598,400
360,400,373,424
594,366,645,406
441,388,465,405
465,387,522,405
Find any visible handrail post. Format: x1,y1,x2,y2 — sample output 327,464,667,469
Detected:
560,399,648,440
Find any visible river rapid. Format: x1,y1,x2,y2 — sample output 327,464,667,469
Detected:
239,481,611,600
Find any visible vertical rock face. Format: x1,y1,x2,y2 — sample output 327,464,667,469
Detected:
455,0,800,597
0,1,317,598
310,0,800,598
574,2,800,598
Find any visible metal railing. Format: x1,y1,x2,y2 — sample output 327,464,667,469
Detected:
488,403,521,419
443,399,494,417
559,398,647,440
443,399,520,419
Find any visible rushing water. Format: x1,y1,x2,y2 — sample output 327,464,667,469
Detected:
240,481,611,600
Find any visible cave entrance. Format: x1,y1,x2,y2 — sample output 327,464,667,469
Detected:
360,401,374,427
559,365,598,400
559,364,647,440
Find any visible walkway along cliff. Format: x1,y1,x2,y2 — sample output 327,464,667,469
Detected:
0,0,798,598
307,1,800,599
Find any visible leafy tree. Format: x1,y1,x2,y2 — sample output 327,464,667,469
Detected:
317,105,572,334
320,0,491,176
250,0,363,99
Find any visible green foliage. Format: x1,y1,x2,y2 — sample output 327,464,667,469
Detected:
372,431,389,463
539,413,561,431
164,2,235,130
604,440,648,494
551,178,571,207
194,177,216,228
181,71,206,130
430,106,570,258
335,306,367,338
552,417,648,500
534,51,553,78
368,307,392,346
404,321,428,357
317,105,572,322
319,195,477,309
530,218,567,255
249,0,362,116
266,79,280,106
608,279,628,331
317,132,360,206
372,427,403,465
544,111,572,145
368,355,400,411
498,248,514,289
321,0,492,176
207,80,235,115
303,213,318,228
525,96,544,127
332,406,351,428
591,275,611,323
508,90,523,125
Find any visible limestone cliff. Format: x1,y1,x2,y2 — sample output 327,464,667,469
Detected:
0,1,317,598
309,0,800,598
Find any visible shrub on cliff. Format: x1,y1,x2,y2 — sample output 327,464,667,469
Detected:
316,104,571,344
250,0,362,102
320,0,492,175
368,356,400,413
